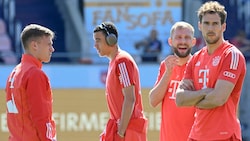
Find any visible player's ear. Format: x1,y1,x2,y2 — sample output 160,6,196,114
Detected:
198,22,202,31
192,37,197,47
168,37,172,46
30,40,38,51
222,23,226,33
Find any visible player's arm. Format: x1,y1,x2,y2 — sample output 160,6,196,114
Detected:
196,48,245,109
175,79,212,106
27,69,56,141
196,79,234,109
149,55,177,107
118,85,136,137
175,55,210,106
149,71,171,107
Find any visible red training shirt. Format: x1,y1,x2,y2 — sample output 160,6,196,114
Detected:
105,50,145,120
185,41,246,140
5,54,56,141
155,61,195,141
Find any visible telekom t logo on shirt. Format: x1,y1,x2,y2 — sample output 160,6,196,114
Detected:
168,80,180,99
198,67,209,89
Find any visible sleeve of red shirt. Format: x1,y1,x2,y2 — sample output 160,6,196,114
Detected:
218,48,246,84
116,58,136,88
26,68,56,141
154,61,166,86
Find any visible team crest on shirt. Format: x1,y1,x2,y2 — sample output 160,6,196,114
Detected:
212,56,221,66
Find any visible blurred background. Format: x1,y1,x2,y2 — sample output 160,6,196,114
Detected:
0,0,250,141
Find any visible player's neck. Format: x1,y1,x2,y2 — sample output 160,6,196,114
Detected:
109,46,119,61
206,39,225,55
178,54,192,66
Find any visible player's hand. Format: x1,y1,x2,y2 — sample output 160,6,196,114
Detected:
164,55,179,73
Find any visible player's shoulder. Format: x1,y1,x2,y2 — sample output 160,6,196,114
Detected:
193,46,206,55
116,50,136,64
224,42,244,57
190,47,206,61
26,66,45,78
222,42,246,66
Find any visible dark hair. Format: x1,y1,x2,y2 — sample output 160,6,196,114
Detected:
93,21,118,39
197,1,227,24
21,24,55,50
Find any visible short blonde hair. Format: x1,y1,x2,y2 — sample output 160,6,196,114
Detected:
21,24,55,50
170,21,195,38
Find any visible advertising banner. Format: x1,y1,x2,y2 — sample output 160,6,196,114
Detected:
0,89,160,141
84,0,182,60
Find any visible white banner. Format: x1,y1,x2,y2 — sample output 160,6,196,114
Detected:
84,0,182,58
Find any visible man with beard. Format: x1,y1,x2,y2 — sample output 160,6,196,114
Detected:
176,1,246,141
149,21,196,141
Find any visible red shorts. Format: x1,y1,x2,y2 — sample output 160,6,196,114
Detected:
188,134,241,141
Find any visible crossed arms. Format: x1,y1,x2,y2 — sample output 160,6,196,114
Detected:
175,79,234,109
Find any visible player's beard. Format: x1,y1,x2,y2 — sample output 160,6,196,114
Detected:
173,46,192,58
204,32,220,44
